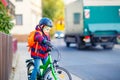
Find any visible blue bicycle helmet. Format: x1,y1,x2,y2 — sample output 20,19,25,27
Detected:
39,17,53,28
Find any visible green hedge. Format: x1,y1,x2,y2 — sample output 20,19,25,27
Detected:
0,2,14,34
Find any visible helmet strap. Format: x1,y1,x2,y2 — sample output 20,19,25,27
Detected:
39,25,47,37
40,25,45,29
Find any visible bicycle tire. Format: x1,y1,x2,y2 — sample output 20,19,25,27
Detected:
44,66,72,80
27,62,34,78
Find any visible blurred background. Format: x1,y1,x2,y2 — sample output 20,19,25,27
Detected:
1,0,120,80
0,0,68,42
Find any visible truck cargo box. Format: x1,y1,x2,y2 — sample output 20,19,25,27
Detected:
88,23,120,36
65,0,83,34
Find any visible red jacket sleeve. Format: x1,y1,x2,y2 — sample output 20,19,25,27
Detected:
34,32,44,43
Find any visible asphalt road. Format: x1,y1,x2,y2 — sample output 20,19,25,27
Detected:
18,38,120,80
51,38,120,80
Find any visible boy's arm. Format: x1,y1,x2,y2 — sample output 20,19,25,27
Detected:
34,32,52,47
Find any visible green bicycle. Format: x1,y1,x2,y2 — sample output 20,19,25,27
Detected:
26,46,72,80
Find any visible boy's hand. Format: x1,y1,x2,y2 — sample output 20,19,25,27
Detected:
46,41,53,47
43,40,53,47
46,47,53,52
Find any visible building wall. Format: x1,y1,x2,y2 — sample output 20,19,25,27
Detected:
10,0,42,41
10,0,42,34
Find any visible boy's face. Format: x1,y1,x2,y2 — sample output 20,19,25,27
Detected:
43,26,51,33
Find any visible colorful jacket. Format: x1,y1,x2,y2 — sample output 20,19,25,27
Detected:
30,26,50,59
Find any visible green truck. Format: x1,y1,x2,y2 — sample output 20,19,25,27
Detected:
64,0,120,49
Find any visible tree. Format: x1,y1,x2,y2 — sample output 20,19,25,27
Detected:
42,0,64,21
0,2,14,34
42,0,64,37
54,0,64,20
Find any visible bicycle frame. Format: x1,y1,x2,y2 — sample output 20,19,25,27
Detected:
39,53,59,80
27,47,72,80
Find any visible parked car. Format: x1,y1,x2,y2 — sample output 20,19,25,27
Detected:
54,31,64,38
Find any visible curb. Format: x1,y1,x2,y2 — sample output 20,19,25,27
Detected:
9,52,20,80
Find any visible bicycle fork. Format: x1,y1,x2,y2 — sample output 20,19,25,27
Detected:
50,64,59,80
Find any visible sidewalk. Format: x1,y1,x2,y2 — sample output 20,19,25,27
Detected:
9,52,28,80
9,51,82,80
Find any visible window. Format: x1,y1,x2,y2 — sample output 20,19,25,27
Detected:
74,13,80,24
16,14,23,25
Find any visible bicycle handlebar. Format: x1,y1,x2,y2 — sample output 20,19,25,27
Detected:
49,45,61,62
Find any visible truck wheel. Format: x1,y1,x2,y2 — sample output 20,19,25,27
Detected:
76,43,81,49
76,36,85,49
102,44,114,50
66,42,70,47
76,40,86,49
76,43,86,50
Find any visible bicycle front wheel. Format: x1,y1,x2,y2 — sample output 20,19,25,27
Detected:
44,66,72,80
